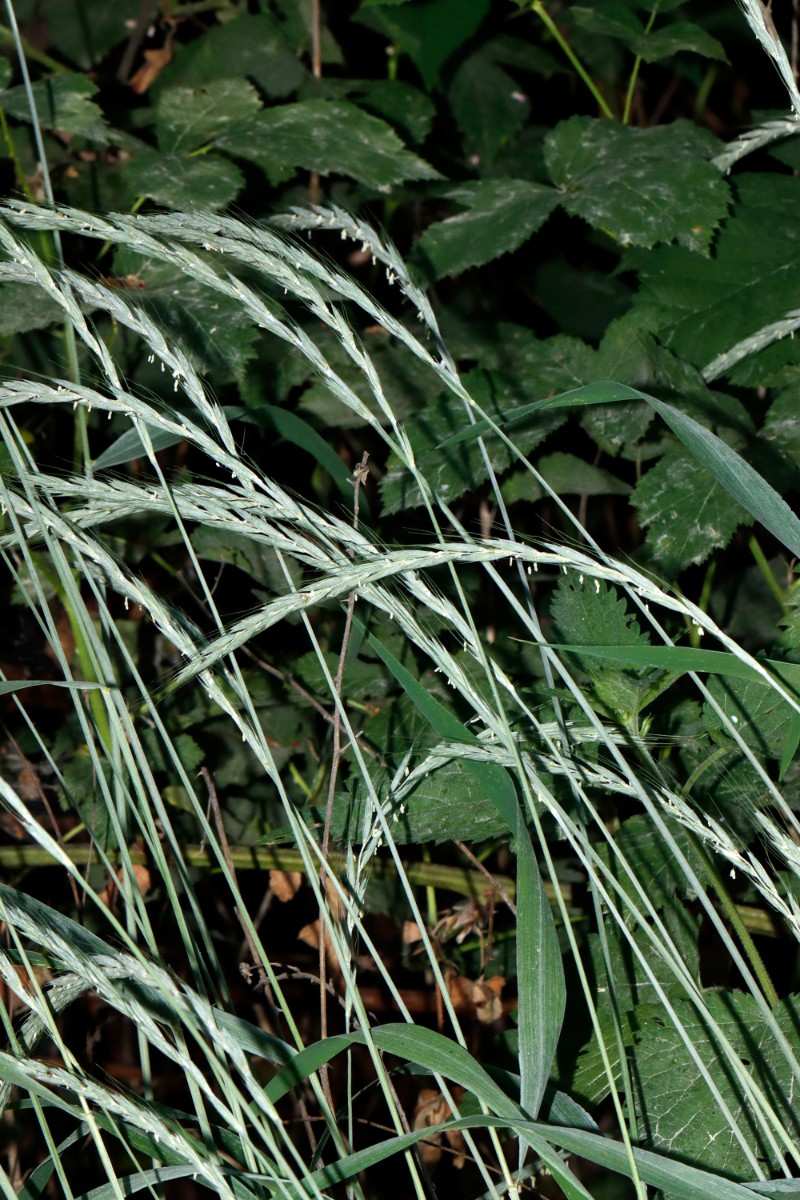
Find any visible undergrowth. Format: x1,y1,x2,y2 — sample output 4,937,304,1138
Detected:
2,2,800,1199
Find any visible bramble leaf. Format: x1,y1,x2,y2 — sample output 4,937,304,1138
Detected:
411,180,558,280
216,99,440,189
545,117,729,252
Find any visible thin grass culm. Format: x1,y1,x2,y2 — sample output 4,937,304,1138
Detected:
0,192,799,1199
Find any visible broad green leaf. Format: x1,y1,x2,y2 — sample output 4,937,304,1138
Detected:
517,451,632,500
627,174,800,379
640,23,727,63
155,80,262,153
631,993,800,1180
411,179,558,280
516,806,566,1118
0,75,108,141
545,117,729,252
356,0,491,90
340,79,436,144
164,12,306,97
0,281,63,336
448,47,530,168
25,0,141,69
551,576,670,722
570,7,726,63
216,99,440,189
125,148,244,211
317,761,513,845
645,393,800,559
632,447,750,573
703,671,798,760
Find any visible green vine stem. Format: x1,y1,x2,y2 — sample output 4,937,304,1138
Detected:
531,1,615,120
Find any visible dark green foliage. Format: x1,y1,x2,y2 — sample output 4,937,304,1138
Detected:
3,2,800,1196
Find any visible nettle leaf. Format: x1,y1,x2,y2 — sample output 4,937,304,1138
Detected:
545,117,729,252
626,174,800,379
448,46,530,168
1,75,108,142
595,814,709,912
631,448,751,574
216,99,440,189
412,180,558,281
381,354,574,514
631,993,800,1179
550,576,668,724
125,148,244,211
155,79,262,153
357,0,491,90
164,12,306,98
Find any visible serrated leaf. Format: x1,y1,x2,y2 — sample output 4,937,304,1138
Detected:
703,672,795,761
551,576,668,721
155,79,262,153
320,762,511,846
165,12,306,97
125,148,244,211
632,447,750,573
1,75,107,141
343,80,435,145
412,180,557,280
448,48,530,167
571,7,726,63
217,99,440,189
380,365,567,513
545,117,729,252
631,993,800,1179
627,174,800,378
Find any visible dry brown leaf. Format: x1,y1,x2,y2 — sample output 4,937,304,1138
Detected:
269,869,303,903
445,970,505,1023
99,864,151,909
411,1088,466,1169
402,920,423,945
129,45,174,94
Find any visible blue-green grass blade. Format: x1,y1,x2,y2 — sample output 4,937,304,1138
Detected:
516,805,566,1119
545,643,800,693
299,1109,760,1200
440,379,800,557
92,423,184,471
